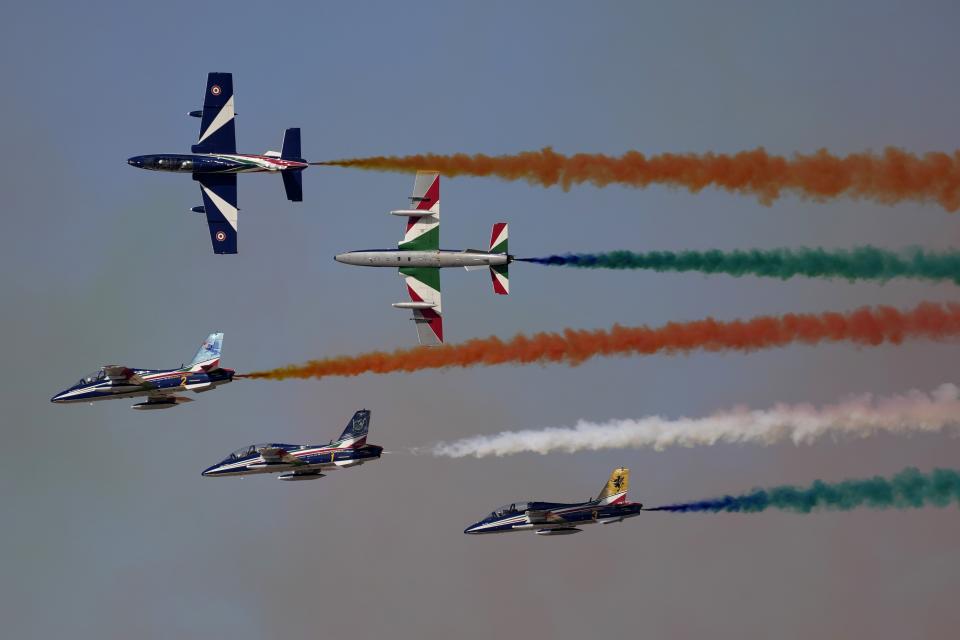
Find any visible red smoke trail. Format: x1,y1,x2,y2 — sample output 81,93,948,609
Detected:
315,147,960,210
242,302,960,380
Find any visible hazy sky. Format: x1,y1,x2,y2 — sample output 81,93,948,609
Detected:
3,2,960,638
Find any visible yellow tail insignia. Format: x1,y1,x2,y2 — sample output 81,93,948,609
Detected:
598,467,630,503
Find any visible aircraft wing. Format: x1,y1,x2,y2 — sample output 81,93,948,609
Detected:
192,72,236,154
525,510,569,526
257,447,306,466
398,267,443,345
194,173,238,254
102,365,146,385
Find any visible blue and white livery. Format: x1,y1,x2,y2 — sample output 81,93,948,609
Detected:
202,410,383,481
50,332,234,410
464,467,643,536
127,72,308,254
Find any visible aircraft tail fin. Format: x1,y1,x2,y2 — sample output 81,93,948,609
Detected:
337,409,371,447
596,467,629,505
188,332,224,372
489,223,508,254
489,223,509,295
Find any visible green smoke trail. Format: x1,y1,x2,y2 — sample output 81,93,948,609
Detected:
648,467,960,513
519,247,960,284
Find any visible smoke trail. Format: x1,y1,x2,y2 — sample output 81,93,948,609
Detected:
243,302,960,380
315,147,960,211
520,247,960,285
430,384,960,457
647,467,960,513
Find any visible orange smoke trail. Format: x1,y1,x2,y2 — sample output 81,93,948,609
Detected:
243,302,960,380
315,147,960,210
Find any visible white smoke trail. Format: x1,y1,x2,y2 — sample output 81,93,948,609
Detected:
430,384,960,458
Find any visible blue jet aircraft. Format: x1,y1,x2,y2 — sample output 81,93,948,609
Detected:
464,467,643,536
127,72,307,254
202,410,382,481
51,333,234,410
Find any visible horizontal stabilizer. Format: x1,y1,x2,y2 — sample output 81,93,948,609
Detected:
392,301,437,310
282,170,303,202
391,209,436,217
489,223,508,254
280,128,302,161
490,264,509,295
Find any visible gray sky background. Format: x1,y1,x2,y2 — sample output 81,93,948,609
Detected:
3,1,960,638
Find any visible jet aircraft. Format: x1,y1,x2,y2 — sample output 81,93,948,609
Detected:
51,333,234,410
127,72,307,254
334,171,511,344
464,467,643,536
202,410,382,481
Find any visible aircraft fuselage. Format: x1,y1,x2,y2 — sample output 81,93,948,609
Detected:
335,249,512,269
51,368,234,404
464,500,644,535
202,443,383,477
127,153,307,174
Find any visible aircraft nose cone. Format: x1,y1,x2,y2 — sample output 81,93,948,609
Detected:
464,524,480,535
127,157,144,168
201,465,218,477
50,390,67,403
334,254,344,263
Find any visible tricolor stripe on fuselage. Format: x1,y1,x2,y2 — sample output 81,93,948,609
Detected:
197,154,308,172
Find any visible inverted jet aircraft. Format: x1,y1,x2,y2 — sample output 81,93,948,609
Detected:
51,333,234,410
464,467,643,536
202,410,382,481
334,171,512,344
127,72,307,254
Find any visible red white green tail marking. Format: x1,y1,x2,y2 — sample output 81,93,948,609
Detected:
489,223,509,295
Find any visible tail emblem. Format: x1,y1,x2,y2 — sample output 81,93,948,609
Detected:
210,85,222,96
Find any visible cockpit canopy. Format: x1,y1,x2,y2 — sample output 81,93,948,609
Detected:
137,155,195,172
489,502,530,518
78,369,106,385
221,443,299,464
